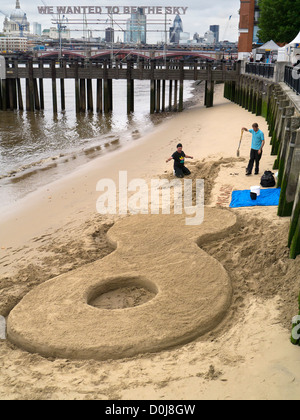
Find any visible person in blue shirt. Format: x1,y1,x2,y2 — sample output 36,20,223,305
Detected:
242,123,265,175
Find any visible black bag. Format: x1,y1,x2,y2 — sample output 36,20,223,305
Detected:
260,170,276,187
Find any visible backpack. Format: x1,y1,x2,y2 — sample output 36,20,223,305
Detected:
260,171,276,188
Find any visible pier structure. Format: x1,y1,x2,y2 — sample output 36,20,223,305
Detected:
0,57,239,114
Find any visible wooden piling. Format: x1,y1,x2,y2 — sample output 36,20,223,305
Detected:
278,130,300,217
33,78,40,111
277,107,296,187
104,78,109,114
26,59,34,112
179,61,184,112
11,61,18,110
74,61,80,113
16,78,23,111
150,60,156,114
25,79,30,111
156,80,161,112
8,79,14,110
127,60,134,114
289,174,300,259
60,78,65,111
179,79,184,112
150,79,155,114
127,78,134,114
169,80,173,111
162,80,166,112
87,79,93,112
108,79,113,112
174,80,178,111
97,79,103,113
59,60,66,111
51,60,57,114
103,61,112,114
80,79,86,112
39,60,44,110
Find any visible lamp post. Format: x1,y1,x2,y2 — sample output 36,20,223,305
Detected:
58,14,68,59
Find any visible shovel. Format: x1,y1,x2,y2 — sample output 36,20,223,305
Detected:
237,130,243,157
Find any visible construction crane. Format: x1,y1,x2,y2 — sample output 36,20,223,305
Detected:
222,15,233,42
0,9,28,37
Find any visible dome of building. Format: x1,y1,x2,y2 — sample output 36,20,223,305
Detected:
3,0,30,36
10,0,27,22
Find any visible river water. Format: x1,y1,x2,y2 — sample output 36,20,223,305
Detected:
0,78,196,211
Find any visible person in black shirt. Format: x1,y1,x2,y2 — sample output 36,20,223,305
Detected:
166,143,193,178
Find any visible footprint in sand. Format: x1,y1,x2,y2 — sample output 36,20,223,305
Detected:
7,208,237,361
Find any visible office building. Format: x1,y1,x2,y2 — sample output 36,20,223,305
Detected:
204,30,215,45
0,36,28,52
238,0,261,57
169,15,183,44
124,7,146,44
32,22,42,36
42,27,70,40
210,25,219,43
105,27,114,43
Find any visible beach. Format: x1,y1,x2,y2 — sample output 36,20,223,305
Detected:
0,83,300,400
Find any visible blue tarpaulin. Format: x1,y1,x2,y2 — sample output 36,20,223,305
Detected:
229,188,281,208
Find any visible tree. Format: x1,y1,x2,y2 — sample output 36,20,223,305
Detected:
258,0,300,44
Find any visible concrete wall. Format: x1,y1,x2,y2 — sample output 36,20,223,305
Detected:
224,74,300,259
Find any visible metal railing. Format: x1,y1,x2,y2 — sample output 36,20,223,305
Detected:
245,62,275,79
284,65,300,95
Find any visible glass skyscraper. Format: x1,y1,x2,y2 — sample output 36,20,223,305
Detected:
124,8,146,44
169,15,183,44
210,25,219,43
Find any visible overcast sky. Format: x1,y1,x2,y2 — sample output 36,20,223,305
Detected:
0,0,240,42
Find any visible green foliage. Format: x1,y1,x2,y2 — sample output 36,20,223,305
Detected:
258,0,300,44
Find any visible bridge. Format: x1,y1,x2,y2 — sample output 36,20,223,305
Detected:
0,57,240,114
36,48,228,61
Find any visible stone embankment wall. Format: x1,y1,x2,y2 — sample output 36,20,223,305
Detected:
224,75,300,259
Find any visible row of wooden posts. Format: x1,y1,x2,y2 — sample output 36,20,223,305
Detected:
0,60,191,115
0,74,215,115
0,75,188,115
224,75,300,259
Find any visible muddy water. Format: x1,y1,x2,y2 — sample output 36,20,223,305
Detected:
0,78,195,211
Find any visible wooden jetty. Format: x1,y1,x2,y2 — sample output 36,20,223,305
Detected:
0,57,240,114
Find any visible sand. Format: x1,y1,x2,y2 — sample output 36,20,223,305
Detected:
0,83,300,400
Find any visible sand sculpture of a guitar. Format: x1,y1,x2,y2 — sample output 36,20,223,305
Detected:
7,208,237,361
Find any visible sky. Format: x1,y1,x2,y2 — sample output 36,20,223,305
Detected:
0,0,240,43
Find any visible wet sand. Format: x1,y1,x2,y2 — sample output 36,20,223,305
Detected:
0,83,300,400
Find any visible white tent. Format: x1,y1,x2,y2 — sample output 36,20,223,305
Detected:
289,31,300,46
256,40,280,52
253,40,279,62
279,31,300,63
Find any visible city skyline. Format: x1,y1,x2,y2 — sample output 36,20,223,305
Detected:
0,0,240,43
